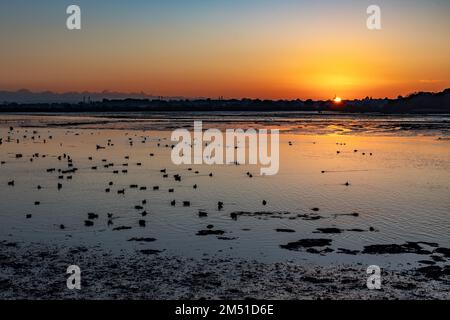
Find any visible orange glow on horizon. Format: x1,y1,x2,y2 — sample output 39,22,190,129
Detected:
1,2,449,100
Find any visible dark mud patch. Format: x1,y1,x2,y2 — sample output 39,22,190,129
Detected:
306,247,334,254
275,228,296,233
433,247,450,258
0,241,18,247
337,248,360,255
140,249,164,255
391,282,417,290
314,227,371,234
230,211,291,220
296,213,325,221
333,213,360,218
228,211,325,221
362,242,434,255
415,266,450,280
280,239,332,251
301,276,332,284
112,226,132,231
217,236,237,240
196,230,225,236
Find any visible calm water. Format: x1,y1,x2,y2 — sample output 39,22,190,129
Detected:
1,113,449,268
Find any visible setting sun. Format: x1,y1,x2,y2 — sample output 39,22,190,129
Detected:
333,96,342,103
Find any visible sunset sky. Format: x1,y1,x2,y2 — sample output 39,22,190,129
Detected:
1,0,450,99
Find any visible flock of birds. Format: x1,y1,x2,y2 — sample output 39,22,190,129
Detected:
1,126,275,232
1,125,374,235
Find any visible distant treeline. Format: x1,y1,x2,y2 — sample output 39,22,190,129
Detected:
1,89,449,114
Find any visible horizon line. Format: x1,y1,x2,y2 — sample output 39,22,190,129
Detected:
1,87,449,102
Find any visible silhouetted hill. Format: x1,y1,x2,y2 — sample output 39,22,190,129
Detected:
382,89,450,113
0,89,449,114
0,89,162,104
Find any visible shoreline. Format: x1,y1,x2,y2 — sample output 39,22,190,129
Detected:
0,113,449,136
1,241,449,300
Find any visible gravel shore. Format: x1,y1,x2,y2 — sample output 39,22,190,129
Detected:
1,241,448,300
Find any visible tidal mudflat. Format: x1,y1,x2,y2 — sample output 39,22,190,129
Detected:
0,113,449,299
